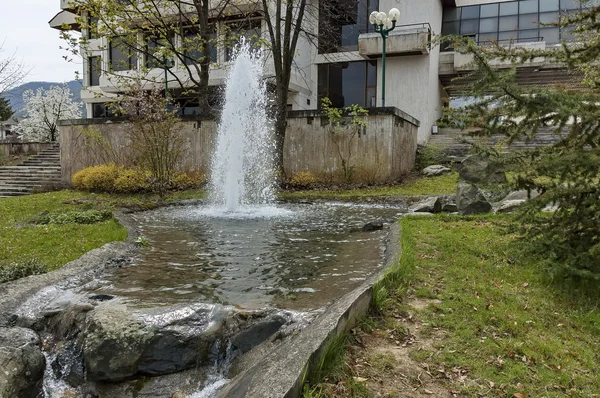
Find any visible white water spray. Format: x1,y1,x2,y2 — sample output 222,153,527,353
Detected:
209,40,276,212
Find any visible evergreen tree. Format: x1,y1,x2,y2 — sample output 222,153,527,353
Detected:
0,97,13,120
445,3,600,280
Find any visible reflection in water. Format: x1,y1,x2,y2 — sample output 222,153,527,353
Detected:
84,203,405,310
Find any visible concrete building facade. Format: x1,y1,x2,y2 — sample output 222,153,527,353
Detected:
50,0,595,144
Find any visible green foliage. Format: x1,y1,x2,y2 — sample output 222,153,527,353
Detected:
443,6,600,279
0,258,47,284
32,210,112,225
288,171,319,189
398,215,600,397
0,191,127,274
73,164,204,194
0,97,13,121
321,97,369,182
415,144,448,170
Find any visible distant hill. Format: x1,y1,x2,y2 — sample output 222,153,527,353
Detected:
2,80,84,118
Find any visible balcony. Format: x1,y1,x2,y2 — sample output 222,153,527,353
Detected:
60,0,81,12
49,10,80,31
358,23,431,58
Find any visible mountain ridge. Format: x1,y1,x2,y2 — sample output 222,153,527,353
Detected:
2,80,84,118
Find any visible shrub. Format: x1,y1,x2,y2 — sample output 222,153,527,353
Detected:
289,171,319,189
114,168,151,193
171,171,207,190
72,163,121,192
33,210,113,225
415,144,447,170
0,259,47,283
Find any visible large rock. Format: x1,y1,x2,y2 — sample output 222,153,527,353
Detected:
495,199,526,213
83,301,289,382
455,155,507,184
409,196,442,213
0,327,45,398
422,165,452,177
456,182,492,215
502,190,541,202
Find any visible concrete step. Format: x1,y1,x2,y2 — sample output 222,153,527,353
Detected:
0,180,62,187
0,166,61,171
0,191,32,197
0,185,33,192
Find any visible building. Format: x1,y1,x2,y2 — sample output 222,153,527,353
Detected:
49,0,594,144
0,117,19,141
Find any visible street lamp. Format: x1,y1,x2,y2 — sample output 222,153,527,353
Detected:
369,7,400,107
155,46,173,108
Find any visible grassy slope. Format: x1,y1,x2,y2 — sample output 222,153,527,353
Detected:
306,215,600,397
0,191,128,271
402,216,600,397
281,173,459,200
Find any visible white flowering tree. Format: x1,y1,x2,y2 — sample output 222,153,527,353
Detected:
16,85,81,142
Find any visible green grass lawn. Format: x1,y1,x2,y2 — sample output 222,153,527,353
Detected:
281,172,458,201
305,215,600,397
0,191,129,280
402,215,600,397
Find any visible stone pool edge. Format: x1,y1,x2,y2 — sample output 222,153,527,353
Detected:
216,221,402,398
0,211,140,326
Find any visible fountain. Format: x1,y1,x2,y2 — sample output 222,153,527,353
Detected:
14,41,408,398
209,40,276,213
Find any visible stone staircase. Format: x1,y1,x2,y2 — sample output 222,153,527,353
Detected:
0,143,64,198
427,127,565,160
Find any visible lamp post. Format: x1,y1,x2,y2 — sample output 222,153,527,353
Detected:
156,46,172,108
369,8,400,107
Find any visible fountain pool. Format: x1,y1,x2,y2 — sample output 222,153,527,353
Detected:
83,202,406,311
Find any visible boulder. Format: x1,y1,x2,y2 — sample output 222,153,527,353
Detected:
362,220,384,231
495,199,526,214
83,301,289,382
442,202,458,213
502,190,540,202
455,155,507,184
409,197,442,214
422,165,452,177
0,327,45,398
456,182,492,215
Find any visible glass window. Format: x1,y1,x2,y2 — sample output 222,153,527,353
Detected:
318,61,377,108
460,19,479,35
146,34,174,68
519,13,539,30
89,56,101,86
499,15,519,31
462,6,480,19
110,37,137,71
318,0,379,54
442,21,460,35
443,7,461,22
518,29,539,41
478,32,498,45
480,4,498,18
540,12,560,24
560,0,579,10
182,26,217,65
500,1,519,16
480,17,498,33
540,0,560,12
499,31,517,42
540,27,560,43
519,0,538,14
88,15,99,40
225,19,262,61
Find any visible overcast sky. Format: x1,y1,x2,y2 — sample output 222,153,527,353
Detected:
1,0,79,83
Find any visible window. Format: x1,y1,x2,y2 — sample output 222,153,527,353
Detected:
318,0,379,54
182,25,217,65
88,56,101,86
318,60,377,108
110,37,137,71
441,0,588,49
224,18,262,61
145,33,174,68
92,103,118,118
87,15,99,40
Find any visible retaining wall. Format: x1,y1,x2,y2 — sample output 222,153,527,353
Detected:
58,108,419,184
0,142,54,159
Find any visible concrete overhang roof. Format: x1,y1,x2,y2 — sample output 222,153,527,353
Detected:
49,10,80,31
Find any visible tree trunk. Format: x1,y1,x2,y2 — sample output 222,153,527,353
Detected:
273,77,290,178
